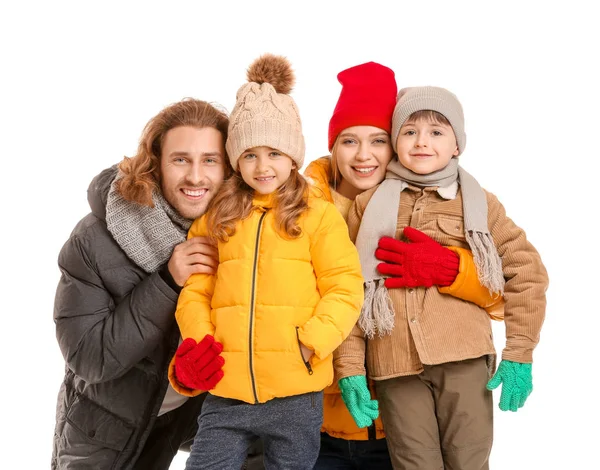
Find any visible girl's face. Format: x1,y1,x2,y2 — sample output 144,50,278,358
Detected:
238,146,296,194
333,126,393,200
395,118,459,175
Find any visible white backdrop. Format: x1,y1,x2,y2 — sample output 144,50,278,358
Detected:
1,1,598,469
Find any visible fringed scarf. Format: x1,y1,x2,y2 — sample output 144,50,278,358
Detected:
355,158,505,339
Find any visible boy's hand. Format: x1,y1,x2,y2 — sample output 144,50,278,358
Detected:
375,227,459,288
175,335,225,390
487,360,533,412
338,375,379,428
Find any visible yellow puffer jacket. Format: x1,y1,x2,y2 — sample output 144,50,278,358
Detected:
304,156,503,441
170,191,364,404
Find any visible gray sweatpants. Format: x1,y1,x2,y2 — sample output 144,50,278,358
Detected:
186,391,323,470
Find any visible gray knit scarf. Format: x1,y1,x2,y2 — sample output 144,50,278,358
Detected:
105,173,193,273
355,157,505,339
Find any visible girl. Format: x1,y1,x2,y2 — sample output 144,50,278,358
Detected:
169,54,364,470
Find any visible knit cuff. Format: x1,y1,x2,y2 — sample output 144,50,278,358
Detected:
159,264,182,294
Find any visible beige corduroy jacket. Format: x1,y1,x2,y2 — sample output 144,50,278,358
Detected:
334,183,549,381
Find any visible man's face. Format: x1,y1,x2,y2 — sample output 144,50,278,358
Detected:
160,126,226,219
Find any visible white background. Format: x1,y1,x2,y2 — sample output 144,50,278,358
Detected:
1,1,598,469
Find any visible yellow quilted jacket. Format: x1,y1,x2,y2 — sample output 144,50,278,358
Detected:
169,191,364,404
304,156,503,441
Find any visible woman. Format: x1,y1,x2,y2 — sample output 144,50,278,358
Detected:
306,61,502,469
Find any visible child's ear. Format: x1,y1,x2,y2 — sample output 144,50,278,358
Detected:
453,146,459,157
292,162,297,169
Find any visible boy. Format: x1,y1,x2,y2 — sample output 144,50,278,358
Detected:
335,86,548,469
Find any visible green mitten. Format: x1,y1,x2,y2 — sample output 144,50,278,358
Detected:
486,360,533,412
338,375,379,428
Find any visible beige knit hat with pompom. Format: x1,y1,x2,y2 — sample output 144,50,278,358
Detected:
226,54,305,170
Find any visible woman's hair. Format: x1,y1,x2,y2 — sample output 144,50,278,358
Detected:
328,137,343,189
116,98,230,207
206,168,309,242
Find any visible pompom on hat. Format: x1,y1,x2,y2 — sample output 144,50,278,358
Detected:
226,54,305,170
328,62,397,151
391,86,467,155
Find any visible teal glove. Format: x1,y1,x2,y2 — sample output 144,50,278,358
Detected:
486,360,533,412
338,375,379,428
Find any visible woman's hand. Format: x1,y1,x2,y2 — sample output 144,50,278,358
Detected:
375,226,459,288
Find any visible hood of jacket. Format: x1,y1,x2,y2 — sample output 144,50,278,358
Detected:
87,165,119,221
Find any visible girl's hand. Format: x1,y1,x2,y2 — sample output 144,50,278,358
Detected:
300,343,314,362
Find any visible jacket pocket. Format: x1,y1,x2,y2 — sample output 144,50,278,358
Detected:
66,394,134,450
436,217,465,244
295,327,313,375
56,393,135,468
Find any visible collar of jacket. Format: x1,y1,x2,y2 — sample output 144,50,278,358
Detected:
404,180,459,200
252,192,276,209
304,156,333,203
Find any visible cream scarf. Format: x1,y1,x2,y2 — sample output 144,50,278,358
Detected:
355,158,505,339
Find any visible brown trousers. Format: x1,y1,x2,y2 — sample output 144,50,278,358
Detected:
376,356,493,470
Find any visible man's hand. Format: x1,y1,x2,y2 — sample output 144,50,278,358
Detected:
168,237,218,286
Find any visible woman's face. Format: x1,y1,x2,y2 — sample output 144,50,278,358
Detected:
333,126,393,200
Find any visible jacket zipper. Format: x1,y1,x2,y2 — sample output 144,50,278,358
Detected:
249,211,268,403
295,326,313,375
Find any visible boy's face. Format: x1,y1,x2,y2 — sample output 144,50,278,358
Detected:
238,146,296,194
395,118,459,175
160,126,227,219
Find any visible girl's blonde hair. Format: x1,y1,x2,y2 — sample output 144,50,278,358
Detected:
206,167,309,242
116,99,231,207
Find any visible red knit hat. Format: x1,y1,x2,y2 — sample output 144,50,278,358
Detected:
328,62,397,151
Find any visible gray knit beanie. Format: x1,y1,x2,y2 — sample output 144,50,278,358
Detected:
391,86,466,155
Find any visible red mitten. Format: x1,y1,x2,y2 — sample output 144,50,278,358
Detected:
375,226,459,288
174,335,225,391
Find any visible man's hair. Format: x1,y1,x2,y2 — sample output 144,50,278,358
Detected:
206,168,309,242
117,98,231,207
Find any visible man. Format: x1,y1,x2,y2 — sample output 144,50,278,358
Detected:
52,98,262,469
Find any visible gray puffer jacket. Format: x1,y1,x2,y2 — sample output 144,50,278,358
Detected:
52,167,203,469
